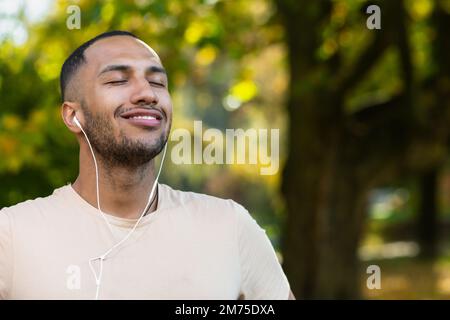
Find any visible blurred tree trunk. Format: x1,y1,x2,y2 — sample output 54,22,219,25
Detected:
276,0,450,298
275,0,416,298
417,169,438,259
414,4,450,260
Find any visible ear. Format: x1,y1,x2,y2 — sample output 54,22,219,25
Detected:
61,101,82,133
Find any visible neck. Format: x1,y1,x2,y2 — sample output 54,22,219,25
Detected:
72,147,159,220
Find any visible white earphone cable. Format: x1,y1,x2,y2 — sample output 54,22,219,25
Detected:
77,122,116,236
77,117,167,299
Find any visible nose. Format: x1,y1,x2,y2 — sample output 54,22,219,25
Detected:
130,78,159,106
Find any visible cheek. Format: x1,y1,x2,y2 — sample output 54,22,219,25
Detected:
91,87,130,124
94,84,128,105
160,93,173,115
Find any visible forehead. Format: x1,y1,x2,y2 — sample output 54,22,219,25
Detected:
83,36,162,73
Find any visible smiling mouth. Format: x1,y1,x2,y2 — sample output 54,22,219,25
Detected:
121,116,162,128
127,115,158,120
120,108,163,128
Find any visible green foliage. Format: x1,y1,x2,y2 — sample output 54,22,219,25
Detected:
0,0,285,245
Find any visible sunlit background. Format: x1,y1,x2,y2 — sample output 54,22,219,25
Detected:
1,0,450,299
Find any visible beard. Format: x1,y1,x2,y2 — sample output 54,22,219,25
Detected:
80,102,169,169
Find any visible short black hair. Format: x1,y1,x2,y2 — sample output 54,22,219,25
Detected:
60,30,138,102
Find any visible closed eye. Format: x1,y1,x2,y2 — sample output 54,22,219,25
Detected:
149,81,165,88
106,80,127,85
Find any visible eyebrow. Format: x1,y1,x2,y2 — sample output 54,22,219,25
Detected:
97,64,167,77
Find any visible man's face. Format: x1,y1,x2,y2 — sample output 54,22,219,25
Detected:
77,35,172,168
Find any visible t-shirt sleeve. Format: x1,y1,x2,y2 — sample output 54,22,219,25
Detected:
234,203,290,300
0,209,13,299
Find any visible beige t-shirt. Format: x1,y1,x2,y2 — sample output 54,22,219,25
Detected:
0,183,290,300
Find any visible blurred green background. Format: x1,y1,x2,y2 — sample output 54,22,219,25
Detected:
1,0,450,299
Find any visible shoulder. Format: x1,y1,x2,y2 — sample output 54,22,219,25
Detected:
0,185,67,224
1,197,44,216
0,207,11,234
159,183,251,222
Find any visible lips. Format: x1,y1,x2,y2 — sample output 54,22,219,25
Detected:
120,108,163,128
120,108,163,120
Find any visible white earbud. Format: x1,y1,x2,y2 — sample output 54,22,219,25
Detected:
73,115,82,129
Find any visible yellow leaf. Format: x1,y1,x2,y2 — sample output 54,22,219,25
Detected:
184,21,205,44
410,0,433,20
0,136,17,155
230,80,258,102
195,45,217,66
2,115,21,130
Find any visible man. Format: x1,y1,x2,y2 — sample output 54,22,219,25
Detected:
0,31,294,300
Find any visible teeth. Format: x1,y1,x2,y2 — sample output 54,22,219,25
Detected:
129,115,156,120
